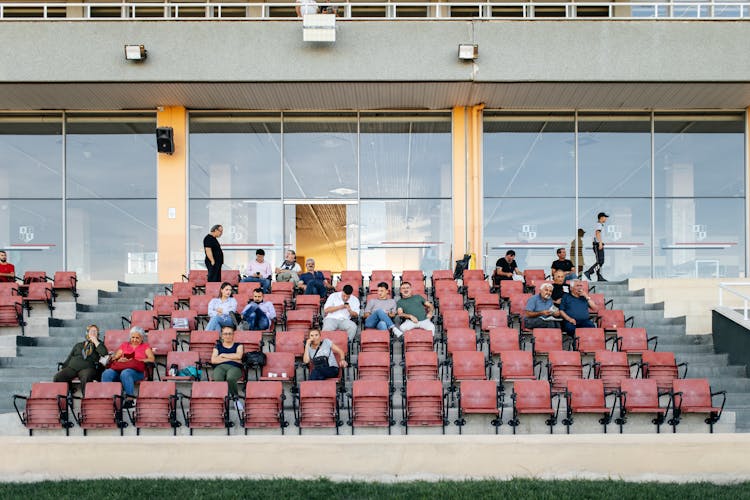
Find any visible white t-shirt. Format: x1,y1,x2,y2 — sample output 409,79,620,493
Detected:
297,0,318,15
593,222,605,244
323,291,360,321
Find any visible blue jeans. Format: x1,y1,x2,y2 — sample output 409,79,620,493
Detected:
364,309,395,331
206,314,235,332
102,368,144,397
561,318,596,336
242,303,271,331
304,280,327,298
241,276,271,293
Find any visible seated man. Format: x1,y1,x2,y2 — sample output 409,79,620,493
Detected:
297,258,329,298
523,283,561,329
275,249,301,285
241,249,273,293
322,284,360,341
241,288,277,331
551,247,576,281
0,250,15,283
559,280,598,336
363,282,403,337
396,282,435,335
492,250,523,288
550,269,569,306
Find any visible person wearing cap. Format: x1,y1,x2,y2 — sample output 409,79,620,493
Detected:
523,282,561,330
584,213,609,282
569,228,586,276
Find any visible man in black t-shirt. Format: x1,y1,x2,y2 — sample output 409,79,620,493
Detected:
203,224,224,282
492,249,522,287
551,247,576,280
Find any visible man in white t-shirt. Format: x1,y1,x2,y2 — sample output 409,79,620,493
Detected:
322,284,360,341
275,249,302,285
584,212,609,282
296,0,318,16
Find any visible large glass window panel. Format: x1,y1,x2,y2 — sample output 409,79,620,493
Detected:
189,200,283,273
0,199,63,273
189,114,281,199
359,199,452,275
360,114,452,198
655,114,745,198
66,114,157,199
655,198,745,278
484,113,575,198
66,200,156,282
578,114,651,197
0,115,62,199
283,114,358,199
483,198,575,273
577,199,652,280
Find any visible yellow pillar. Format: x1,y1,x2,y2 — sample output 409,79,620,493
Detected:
747,106,750,276
452,107,468,262
157,106,187,282
467,104,484,267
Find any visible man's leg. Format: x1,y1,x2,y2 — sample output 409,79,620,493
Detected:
260,278,271,293
400,320,417,332
255,313,270,331
524,317,546,329
417,320,436,334
343,319,358,342
595,246,606,281
321,317,338,332
78,368,99,397
206,260,221,282
561,321,576,336
206,315,222,331
584,243,601,280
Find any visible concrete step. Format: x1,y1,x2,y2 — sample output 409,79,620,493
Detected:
688,365,747,378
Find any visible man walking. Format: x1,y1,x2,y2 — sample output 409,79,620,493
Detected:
584,213,608,282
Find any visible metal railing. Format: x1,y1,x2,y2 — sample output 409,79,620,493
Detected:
719,282,750,320
0,1,749,20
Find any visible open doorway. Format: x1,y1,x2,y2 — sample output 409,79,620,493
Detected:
284,203,357,274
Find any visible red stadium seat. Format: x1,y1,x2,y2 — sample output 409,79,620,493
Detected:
593,350,632,391
563,379,615,433
184,270,207,290
499,280,524,300
168,281,196,304
547,350,583,394
640,351,688,392
52,271,78,301
400,270,425,288
670,378,726,433
616,378,667,433
358,329,391,354
454,379,501,434
171,309,198,332
0,295,25,333
403,379,446,433
121,310,157,332
368,270,394,293
462,269,486,283
242,381,287,433
0,282,22,297
488,327,522,356
79,382,126,435
498,351,539,388
349,379,392,434
478,308,509,334
233,330,263,355
13,382,73,435
436,293,465,313
616,328,658,354
508,380,558,434
508,293,532,327
259,352,296,383
189,295,212,326
146,295,177,328
163,351,202,381
184,381,231,435
597,309,634,332
431,270,454,284
356,351,391,383
445,328,478,357
402,329,435,354
403,351,439,382
131,381,179,435
531,328,563,356
284,309,316,332
23,282,55,315
187,330,219,365
295,380,340,434
221,270,240,287
574,328,607,354
449,351,488,398
104,329,130,353
270,281,295,303
274,330,306,360
146,329,178,358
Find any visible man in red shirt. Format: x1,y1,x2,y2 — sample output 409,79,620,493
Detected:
0,250,15,283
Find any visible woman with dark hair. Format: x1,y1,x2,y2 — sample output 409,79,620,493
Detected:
303,329,347,381
206,281,237,331
53,324,106,396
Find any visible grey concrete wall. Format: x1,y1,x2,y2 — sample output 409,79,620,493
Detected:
1,20,749,83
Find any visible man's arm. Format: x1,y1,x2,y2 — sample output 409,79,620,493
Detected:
204,247,215,265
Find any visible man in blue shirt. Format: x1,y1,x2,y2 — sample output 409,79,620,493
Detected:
297,258,329,297
524,283,561,330
559,280,597,335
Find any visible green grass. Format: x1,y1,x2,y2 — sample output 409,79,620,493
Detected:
0,478,749,500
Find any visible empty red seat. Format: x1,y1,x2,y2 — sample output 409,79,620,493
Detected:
523,269,546,291
234,330,264,354
260,352,296,382
593,350,631,391
499,280,523,300
242,381,287,433
403,329,435,353
563,379,614,433
183,270,207,289
368,270,393,292
184,381,231,434
462,269,486,283
221,270,241,287
598,309,634,332
0,295,25,333
264,293,286,322
189,295,212,325
168,281,196,303
163,351,202,381
203,282,222,298
445,328,477,357
442,309,471,333
104,329,130,353
0,282,21,297
359,329,391,354
284,309,316,332
431,270,454,284
170,309,198,331
270,281,295,303
274,330,306,360
296,380,340,434
403,351,438,382
641,351,687,392
146,329,178,357
121,310,157,332
670,378,726,433
23,282,55,315
436,293,465,313
531,328,563,356
132,381,179,435
79,382,125,435
488,327,522,355
187,330,219,364
450,351,488,391
547,350,583,393
356,351,391,382
508,380,558,434
479,309,509,333
294,295,322,315
349,379,391,433
574,328,607,354
464,281,490,301
508,293,532,327
498,351,538,387
147,295,177,328
52,271,78,301
454,379,501,434
13,382,73,435
403,379,445,433
401,270,424,286
616,328,658,354
616,378,667,433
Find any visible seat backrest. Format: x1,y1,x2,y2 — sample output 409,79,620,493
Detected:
300,379,337,398
405,350,438,369
474,292,500,308
567,379,606,409
187,270,208,288
446,328,477,355
286,309,314,324
274,330,305,356
204,282,223,298
30,382,69,400
442,310,470,329
0,283,20,296
406,379,443,399
358,351,389,367
340,270,363,285
481,310,509,330
245,380,283,399
166,350,200,371
270,281,294,296
451,350,487,380
672,378,713,408
152,295,177,315
130,309,157,331
460,380,497,409
84,382,122,399
532,328,563,353
221,270,240,287
595,350,629,367
320,330,349,356
402,329,434,351
499,280,524,299
488,327,521,353
617,328,648,352
23,271,48,284
620,379,660,410
359,329,390,351
261,352,295,377
353,379,389,399
191,381,228,399
548,350,581,367
523,269,546,283
26,282,53,299
146,329,177,355
462,269,486,283
437,293,464,311
641,350,676,368
369,271,393,288
295,295,321,309
189,295,212,315
104,330,131,353
513,380,552,411
575,328,605,353
508,293,532,315
598,309,626,329
401,270,424,285
431,270,454,283
171,281,196,300
53,271,77,289
189,330,220,347
234,330,263,353
264,293,286,317
171,309,197,330
137,381,176,399
499,351,534,379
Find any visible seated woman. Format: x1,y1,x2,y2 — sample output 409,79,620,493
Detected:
206,282,237,331
210,326,244,404
303,329,347,381
101,326,155,406
53,324,107,396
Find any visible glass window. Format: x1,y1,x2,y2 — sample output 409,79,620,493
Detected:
0,199,63,273
189,114,281,199
66,200,157,282
66,114,157,199
578,114,651,197
360,113,452,198
189,200,283,273
484,113,575,198
655,114,745,198
0,115,62,198
283,114,358,199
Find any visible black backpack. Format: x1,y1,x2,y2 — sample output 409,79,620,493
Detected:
453,254,472,280
243,351,267,367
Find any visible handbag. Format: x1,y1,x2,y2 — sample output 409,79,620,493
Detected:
243,351,267,367
109,358,143,372
311,344,328,369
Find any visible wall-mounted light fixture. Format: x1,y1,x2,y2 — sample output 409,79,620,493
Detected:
458,44,478,61
124,45,147,61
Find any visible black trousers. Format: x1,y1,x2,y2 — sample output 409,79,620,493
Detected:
206,258,222,282
586,243,605,276
53,366,99,396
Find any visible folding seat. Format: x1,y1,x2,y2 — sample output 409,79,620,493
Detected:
441,309,471,335
433,280,459,303
547,350,583,393
454,379,502,434
52,271,78,301
508,380,559,434
183,381,231,435
435,293,465,313
0,282,21,297
294,294,322,315
588,293,612,315
163,351,202,381
264,293,286,323
295,379,340,434
356,351,391,383
348,379,392,434
403,351,439,382
563,378,615,433
189,295,212,327
445,327,478,358
640,351,688,392
473,292,502,322
320,270,334,286
242,381,287,434
402,329,435,354
233,293,251,312
507,293,532,327
237,281,260,296
79,382,126,436
234,330,263,355
171,309,198,332
183,270,208,290
13,382,73,435
479,309,509,336
616,328,658,354
531,328,564,357
22,282,55,315
146,295,177,328
402,379,446,434
593,350,632,391
430,269,454,284
146,329,178,358
20,271,48,286
499,280,524,301
410,283,428,299
597,309,634,333
204,282,222,298
615,378,667,433
463,280,490,303
131,381,180,435
104,329,131,353
270,281,295,303
121,309,158,331
358,329,391,354
321,330,349,360
259,352,296,383
167,281,196,305
339,270,363,294
274,330,306,368
669,378,727,433
523,269,547,292
400,270,425,288
574,327,607,354
221,270,241,287
498,351,540,388
461,269,486,283
449,351,488,396
488,327,523,356
187,330,220,365
0,295,25,333
368,270,393,293
284,309,316,332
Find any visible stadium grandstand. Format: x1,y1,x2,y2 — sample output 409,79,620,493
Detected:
0,0,749,484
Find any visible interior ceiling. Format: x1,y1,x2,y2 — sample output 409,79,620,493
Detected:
295,204,346,232
1,81,749,110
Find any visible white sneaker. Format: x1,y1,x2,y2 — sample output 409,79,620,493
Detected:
391,326,403,338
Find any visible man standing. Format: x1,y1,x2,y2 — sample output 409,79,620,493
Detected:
363,282,403,337
584,212,609,282
241,288,277,331
569,228,586,277
396,282,435,335
524,283,561,329
0,250,15,283
559,280,597,336
298,258,329,298
275,249,301,285
241,249,272,293
492,249,523,288
203,225,224,283
322,284,359,341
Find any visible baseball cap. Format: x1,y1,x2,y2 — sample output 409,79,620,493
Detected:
597,212,609,219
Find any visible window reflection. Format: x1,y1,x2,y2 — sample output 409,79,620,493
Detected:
0,199,63,273
0,115,62,198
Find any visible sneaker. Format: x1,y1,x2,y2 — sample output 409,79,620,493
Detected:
583,270,592,281
391,326,404,338
123,398,136,409
597,274,608,282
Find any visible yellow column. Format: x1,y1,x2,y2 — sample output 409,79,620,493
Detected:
747,106,750,276
467,104,484,267
452,107,468,262
157,106,187,282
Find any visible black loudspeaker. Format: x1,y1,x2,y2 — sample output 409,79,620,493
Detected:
156,127,174,154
